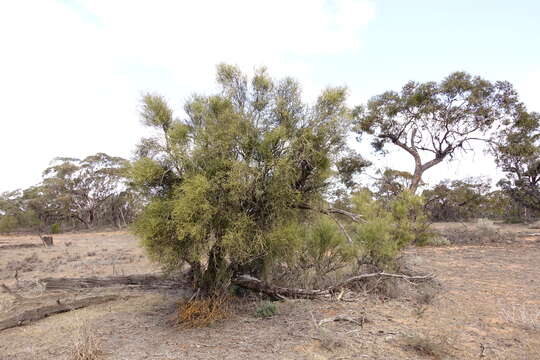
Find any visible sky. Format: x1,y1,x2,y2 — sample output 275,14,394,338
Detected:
0,0,539,192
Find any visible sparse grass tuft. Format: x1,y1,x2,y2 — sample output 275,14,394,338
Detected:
401,333,452,359
500,303,540,331
70,321,102,360
176,294,231,328
255,301,277,318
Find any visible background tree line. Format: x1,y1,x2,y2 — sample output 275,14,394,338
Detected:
0,153,141,233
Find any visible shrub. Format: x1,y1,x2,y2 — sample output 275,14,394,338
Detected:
70,321,102,360
255,301,277,318
0,215,18,233
132,64,365,294
351,190,430,268
50,223,62,234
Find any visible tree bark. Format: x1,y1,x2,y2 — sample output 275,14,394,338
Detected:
0,295,119,331
39,274,180,290
232,272,433,300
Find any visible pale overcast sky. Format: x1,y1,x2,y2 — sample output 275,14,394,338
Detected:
0,0,539,192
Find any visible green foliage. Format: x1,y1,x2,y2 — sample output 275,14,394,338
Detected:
255,301,277,318
301,217,356,275
423,177,491,221
352,190,429,267
132,64,365,292
493,110,540,213
0,215,18,233
354,72,523,192
50,223,62,234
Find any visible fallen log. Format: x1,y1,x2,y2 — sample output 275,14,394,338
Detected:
0,295,118,331
40,274,180,291
232,272,433,300
0,243,42,250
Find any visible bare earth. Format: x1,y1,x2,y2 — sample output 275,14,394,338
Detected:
0,225,539,360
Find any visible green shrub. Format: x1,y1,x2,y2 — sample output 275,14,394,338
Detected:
255,301,277,318
351,190,430,268
0,215,18,233
50,223,62,234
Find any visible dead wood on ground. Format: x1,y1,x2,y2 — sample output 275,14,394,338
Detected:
39,274,180,291
232,272,433,300
0,295,118,331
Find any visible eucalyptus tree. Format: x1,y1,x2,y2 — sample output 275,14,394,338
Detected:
39,153,130,228
494,110,540,211
131,64,369,292
354,72,522,193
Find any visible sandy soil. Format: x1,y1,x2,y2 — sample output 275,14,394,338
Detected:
0,225,539,359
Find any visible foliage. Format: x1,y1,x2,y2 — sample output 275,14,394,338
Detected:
255,301,277,318
0,153,137,232
423,177,491,221
493,110,540,212
351,190,430,268
372,168,415,201
354,72,523,192
50,223,62,234
132,64,367,292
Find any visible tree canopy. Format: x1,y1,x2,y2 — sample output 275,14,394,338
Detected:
494,110,540,211
131,64,370,291
354,72,522,192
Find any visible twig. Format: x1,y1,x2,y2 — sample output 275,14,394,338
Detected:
318,315,364,327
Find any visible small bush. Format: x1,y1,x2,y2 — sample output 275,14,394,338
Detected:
70,321,102,360
0,215,18,233
255,301,277,318
176,295,230,328
50,223,62,234
352,190,431,268
425,235,451,246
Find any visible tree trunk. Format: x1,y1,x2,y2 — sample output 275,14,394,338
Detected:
199,243,229,293
409,158,424,193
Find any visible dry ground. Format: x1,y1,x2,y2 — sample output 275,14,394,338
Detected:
0,224,539,360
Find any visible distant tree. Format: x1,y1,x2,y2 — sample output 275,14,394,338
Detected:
131,64,369,293
35,153,130,229
0,190,40,232
354,72,522,193
422,177,491,221
493,110,540,213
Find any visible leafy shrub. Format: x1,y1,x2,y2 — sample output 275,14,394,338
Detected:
0,215,18,233
50,223,62,234
351,190,430,268
300,217,356,276
255,301,277,318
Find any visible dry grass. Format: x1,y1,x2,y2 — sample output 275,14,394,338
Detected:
69,320,102,360
433,221,516,245
401,332,454,359
500,303,540,332
176,294,231,328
